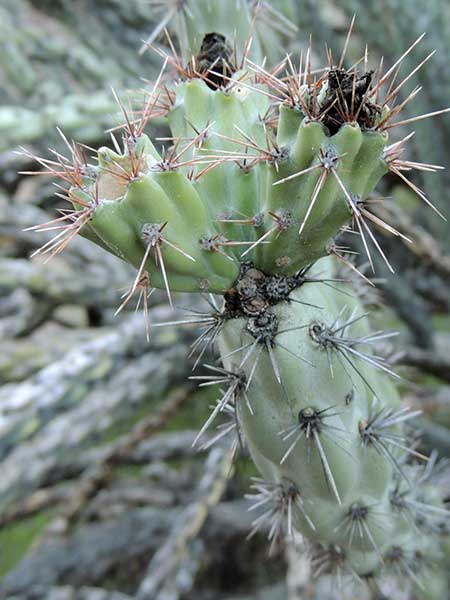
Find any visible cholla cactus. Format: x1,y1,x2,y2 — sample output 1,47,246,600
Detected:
26,12,450,599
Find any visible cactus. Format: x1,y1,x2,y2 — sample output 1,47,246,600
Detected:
26,11,450,599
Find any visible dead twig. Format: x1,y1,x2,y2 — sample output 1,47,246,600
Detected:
61,386,193,527
137,443,236,600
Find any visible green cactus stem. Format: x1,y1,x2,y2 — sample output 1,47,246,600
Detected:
26,23,450,598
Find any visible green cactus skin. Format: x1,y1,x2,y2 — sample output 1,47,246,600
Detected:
29,20,450,598
228,261,449,595
68,67,390,295
217,264,414,551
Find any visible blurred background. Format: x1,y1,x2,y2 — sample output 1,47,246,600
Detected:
0,1,449,599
